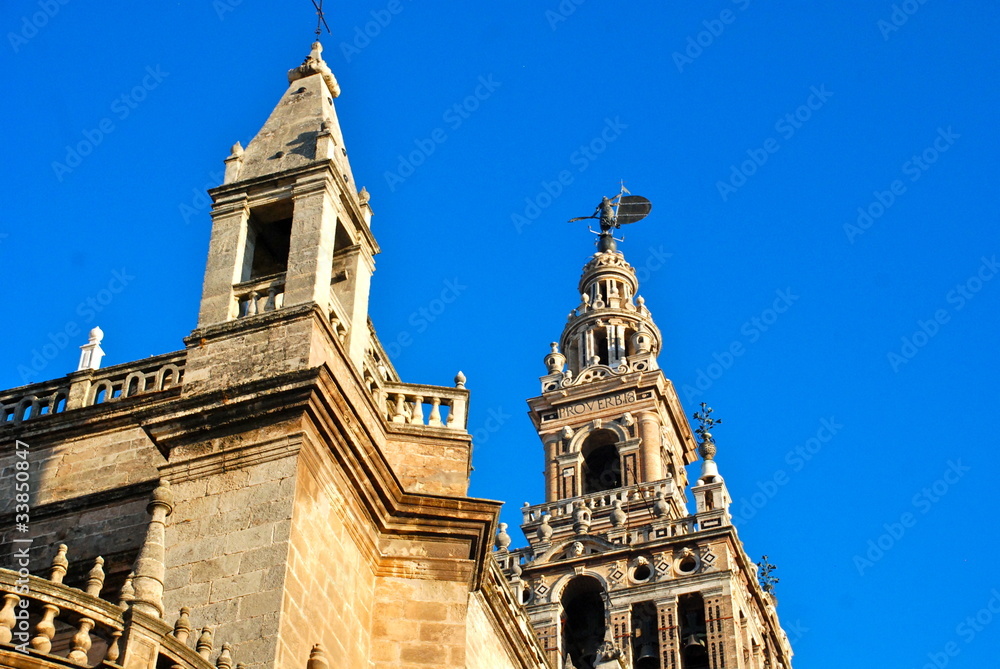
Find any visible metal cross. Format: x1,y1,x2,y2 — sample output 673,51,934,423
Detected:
312,0,331,38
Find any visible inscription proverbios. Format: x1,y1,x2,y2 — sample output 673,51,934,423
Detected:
557,391,637,418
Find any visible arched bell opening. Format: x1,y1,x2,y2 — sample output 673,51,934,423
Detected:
679,593,709,669
581,429,622,494
561,575,606,669
631,601,660,669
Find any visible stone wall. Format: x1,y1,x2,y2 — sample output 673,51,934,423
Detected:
273,434,377,669
161,426,300,669
0,425,162,578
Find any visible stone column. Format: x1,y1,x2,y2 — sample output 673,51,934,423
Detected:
704,592,738,669
638,412,663,483
131,480,173,618
609,606,633,666
656,598,680,669
283,176,337,311
544,437,558,502
198,194,250,327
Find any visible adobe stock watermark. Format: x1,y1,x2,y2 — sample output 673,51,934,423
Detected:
730,417,843,525
511,116,628,233
16,268,135,384
470,406,513,451
213,0,244,20
7,0,70,53
887,255,997,372
545,0,586,30
716,85,833,201
878,0,931,41
51,66,170,182
672,0,752,73
383,75,501,192
178,170,225,225
681,288,799,403
339,0,414,62
853,459,969,576
9,439,33,654
918,588,1000,669
843,126,959,243
382,278,467,360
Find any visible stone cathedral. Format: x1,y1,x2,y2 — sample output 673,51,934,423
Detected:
0,39,793,669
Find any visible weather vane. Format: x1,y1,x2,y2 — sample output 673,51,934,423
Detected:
692,402,722,443
312,0,331,39
569,182,652,252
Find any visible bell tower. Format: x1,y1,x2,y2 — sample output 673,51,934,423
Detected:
494,204,795,669
187,42,377,394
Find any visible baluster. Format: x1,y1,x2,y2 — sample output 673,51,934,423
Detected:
427,397,443,427
197,627,214,659
105,629,122,663
307,645,329,669
409,396,424,425
173,607,192,643
216,643,233,669
85,556,106,597
118,572,135,609
50,544,69,584
30,603,59,653
68,617,95,664
247,291,258,316
265,287,277,312
391,394,407,423
0,593,19,644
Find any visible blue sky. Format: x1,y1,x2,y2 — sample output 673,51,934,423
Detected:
3,1,999,665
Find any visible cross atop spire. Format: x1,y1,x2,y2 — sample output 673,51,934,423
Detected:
312,0,331,39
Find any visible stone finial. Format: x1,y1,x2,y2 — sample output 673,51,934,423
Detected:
495,523,512,550
224,142,245,183
230,142,243,157
307,644,329,669
287,41,341,98
358,187,370,205
196,628,214,659
50,545,69,584
118,572,135,609
77,327,105,371
536,513,553,542
454,371,466,389
85,556,106,597
544,342,566,374
610,499,627,528
216,643,234,669
173,607,192,643
572,502,591,535
653,490,669,518
132,480,174,617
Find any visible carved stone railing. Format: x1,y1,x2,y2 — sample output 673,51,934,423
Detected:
1,352,185,425
382,379,469,431
233,272,285,318
0,546,234,669
520,480,677,524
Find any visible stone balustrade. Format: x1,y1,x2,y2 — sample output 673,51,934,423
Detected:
382,380,469,431
233,272,285,318
0,546,232,669
520,480,676,524
1,352,185,425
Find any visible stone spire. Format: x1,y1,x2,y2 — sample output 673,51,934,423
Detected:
226,41,355,190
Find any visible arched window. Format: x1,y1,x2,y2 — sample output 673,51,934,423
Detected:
679,593,709,669
581,429,621,494
561,576,606,669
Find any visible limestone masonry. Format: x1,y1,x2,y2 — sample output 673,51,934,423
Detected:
0,41,793,669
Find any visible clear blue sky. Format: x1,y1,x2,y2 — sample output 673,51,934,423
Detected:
3,2,999,665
